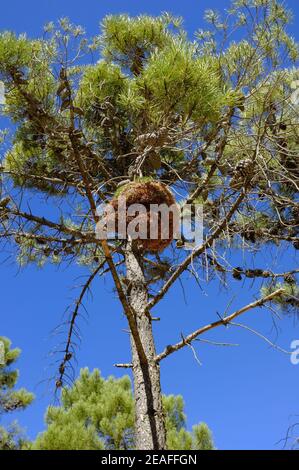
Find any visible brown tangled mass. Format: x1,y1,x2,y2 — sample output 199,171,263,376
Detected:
106,181,177,252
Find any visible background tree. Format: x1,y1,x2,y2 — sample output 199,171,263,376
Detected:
33,368,214,450
0,337,34,449
0,0,298,449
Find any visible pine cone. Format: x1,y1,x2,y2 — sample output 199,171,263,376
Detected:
230,159,254,189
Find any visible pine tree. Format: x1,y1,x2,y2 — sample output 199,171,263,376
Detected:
0,337,34,450
33,368,214,450
0,1,298,449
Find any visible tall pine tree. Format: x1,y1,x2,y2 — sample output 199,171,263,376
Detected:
0,0,298,448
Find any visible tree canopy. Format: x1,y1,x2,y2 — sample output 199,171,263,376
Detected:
33,368,214,450
0,337,34,450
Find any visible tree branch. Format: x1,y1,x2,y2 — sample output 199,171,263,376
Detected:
148,188,247,311
56,263,104,387
68,128,148,366
155,288,285,363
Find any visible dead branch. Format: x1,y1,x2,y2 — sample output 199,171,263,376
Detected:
155,288,285,363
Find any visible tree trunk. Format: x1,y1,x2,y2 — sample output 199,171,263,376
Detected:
125,242,166,450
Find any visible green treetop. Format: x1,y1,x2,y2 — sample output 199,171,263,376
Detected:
33,368,214,450
0,336,34,413
0,336,34,450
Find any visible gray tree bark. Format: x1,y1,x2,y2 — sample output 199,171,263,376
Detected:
125,242,166,450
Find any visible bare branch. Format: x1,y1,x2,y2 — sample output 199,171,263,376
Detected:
229,322,291,355
114,363,133,369
148,188,247,311
56,262,104,387
155,288,285,363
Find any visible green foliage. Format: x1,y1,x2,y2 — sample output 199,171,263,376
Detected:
0,336,34,412
78,61,127,109
0,422,31,450
0,337,34,450
261,282,299,315
0,32,33,72
0,33,55,112
192,423,215,450
77,17,234,130
163,394,214,450
33,369,214,450
100,15,172,71
136,41,235,125
1,4,297,208
0,14,236,169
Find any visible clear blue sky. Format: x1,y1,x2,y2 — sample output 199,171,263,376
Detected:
1,0,298,450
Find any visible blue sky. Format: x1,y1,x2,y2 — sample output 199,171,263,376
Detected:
1,0,299,450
